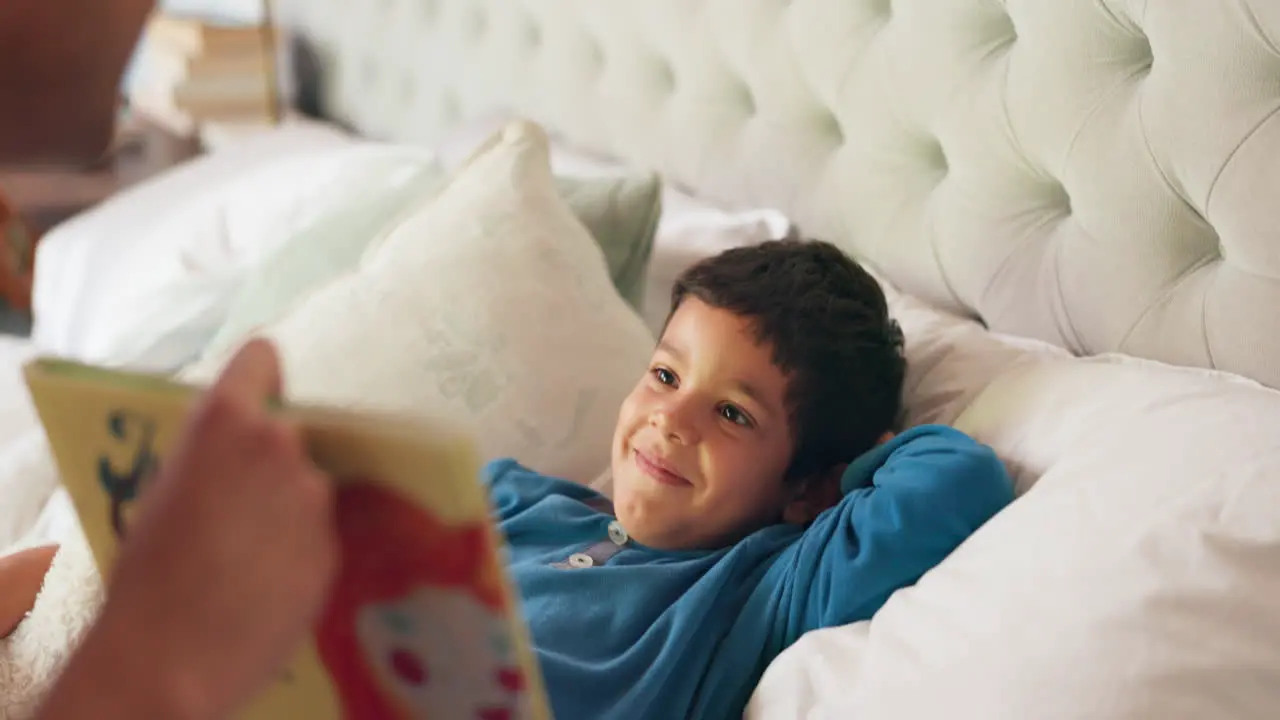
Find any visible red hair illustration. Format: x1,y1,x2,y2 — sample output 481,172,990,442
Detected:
314,480,527,719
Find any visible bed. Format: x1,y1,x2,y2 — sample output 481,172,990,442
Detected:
3,1,1280,718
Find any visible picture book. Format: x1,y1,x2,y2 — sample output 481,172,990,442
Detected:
23,357,552,720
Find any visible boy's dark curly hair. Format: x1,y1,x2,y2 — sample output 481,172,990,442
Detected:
667,238,906,483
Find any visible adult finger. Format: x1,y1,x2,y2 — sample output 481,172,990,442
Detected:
213,338,285,406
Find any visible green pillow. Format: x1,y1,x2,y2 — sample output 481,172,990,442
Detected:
202,158,661,360
554,173,661,310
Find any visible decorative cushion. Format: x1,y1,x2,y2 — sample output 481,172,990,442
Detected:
554,173,660,310
438,121,662,311
202,158,661,360
183,121,655,484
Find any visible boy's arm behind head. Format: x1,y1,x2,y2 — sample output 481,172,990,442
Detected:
769,425,1012,644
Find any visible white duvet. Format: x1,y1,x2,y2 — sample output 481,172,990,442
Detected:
0,337,101,720
0,337,53,551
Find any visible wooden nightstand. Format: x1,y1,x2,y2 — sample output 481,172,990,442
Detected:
0,111,202,330
0,112,202,237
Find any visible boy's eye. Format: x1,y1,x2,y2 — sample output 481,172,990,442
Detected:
652,367,677,386
718,403,754,428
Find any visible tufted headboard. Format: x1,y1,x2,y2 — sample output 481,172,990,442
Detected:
274,0,1280,389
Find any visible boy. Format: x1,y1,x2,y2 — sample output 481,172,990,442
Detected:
23,239,1011,720
486,239,1013,718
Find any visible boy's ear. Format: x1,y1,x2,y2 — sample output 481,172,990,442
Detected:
780,431,896,525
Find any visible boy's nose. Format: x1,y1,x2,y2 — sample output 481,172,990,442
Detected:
650,402,698,445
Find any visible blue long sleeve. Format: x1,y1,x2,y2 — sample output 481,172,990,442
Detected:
485,424,1013,720
767,424,1014,645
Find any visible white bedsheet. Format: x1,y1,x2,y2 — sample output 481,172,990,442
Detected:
0,336,37,443
0,336,63,555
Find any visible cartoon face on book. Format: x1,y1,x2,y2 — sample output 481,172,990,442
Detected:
22,358,546,719
355,586,528,717
96,409,160,539
315,480,536,720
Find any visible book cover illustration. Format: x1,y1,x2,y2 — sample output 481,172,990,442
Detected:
23,357,551,720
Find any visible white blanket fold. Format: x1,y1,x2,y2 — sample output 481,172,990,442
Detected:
0,442,104,720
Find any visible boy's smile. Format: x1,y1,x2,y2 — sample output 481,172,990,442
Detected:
611,297,797,551
632,448,692,487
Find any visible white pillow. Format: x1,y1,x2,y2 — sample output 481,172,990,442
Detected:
435,111,802,339
183,121,655,484
748,335,1280,717
880,278,1070,430
31,122,353,356
0,336,38,444
0,431,61,553
639,208,794,336
31,141,435,372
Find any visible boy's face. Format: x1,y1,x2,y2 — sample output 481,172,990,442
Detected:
611,297,797,550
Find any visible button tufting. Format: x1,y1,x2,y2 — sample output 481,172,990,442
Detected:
922,137,947,173
587,40,605,71
820,109,844,145
1132,33,1154,73
739,83,757,115
361,56,380,86
438,90,459,122
656,59,677,94
469,7,488,38
524,17,542,48
1046,180,1071,216
995,9,1016,41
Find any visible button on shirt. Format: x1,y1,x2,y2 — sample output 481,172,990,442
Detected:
607,521,628,546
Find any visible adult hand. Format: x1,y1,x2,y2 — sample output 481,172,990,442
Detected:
37,339,338,720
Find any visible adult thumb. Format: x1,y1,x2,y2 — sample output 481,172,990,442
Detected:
213,338,285,406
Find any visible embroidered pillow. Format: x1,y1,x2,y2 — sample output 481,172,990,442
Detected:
182,121,654,484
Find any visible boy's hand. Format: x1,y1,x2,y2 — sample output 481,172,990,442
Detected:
0,544,58,638
63,339,338,719
783,464,848,525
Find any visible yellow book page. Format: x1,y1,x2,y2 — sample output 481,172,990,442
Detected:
23,358,551,720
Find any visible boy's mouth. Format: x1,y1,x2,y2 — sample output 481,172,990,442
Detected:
633,448,691,487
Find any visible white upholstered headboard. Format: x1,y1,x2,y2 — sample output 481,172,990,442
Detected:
275,0,1280,389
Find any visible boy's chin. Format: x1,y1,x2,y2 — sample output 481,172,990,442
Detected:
612,497,744,552
611,489,688,550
